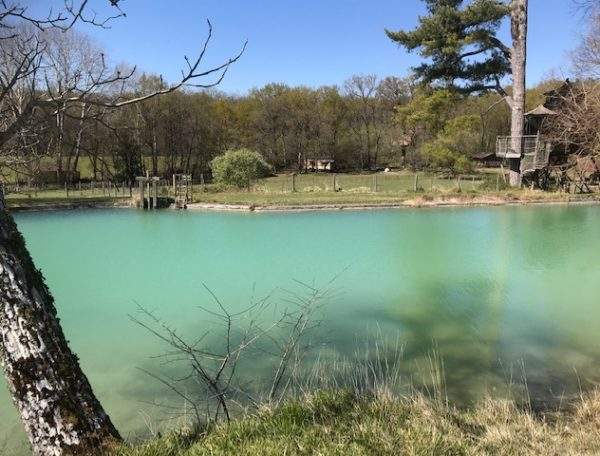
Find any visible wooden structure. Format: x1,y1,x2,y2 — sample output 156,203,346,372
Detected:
541,156,600,193
136,174,161,209
473,151,501,168
304,158,335,172
495,81,579,187
36,164,80,185
173,174,192,209
496,135,552,173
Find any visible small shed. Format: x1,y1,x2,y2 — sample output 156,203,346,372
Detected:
304,158,335,172
473,152,501,168
37,164,80,185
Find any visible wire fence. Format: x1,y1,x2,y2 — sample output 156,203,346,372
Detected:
4,181,134,199
3,172,506,201
250,172,491,194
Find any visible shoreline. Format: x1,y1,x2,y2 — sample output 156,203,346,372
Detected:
186,194,600,212
7,198,131,212
7,193,600,213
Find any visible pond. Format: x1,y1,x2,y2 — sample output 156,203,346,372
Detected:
3,205,600,452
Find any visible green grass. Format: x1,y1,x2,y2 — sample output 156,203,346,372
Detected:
5,170,597,209
107,389,600,456
188,170,504,206
256,171,482,193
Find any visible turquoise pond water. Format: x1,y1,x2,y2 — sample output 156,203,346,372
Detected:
3,205,600,451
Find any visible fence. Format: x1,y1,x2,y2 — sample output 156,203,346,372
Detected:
4,180,135,199
15,170,597,201
250,173,488,194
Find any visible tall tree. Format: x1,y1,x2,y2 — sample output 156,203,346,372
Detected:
0,2,245,454
386,0,528,186
344,75,385,169
509,0,528,186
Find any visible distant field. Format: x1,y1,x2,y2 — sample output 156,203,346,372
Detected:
255,171,490,194
3,169,510,207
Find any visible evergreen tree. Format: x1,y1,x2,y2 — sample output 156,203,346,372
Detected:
386,0,510,95
386,0,528,186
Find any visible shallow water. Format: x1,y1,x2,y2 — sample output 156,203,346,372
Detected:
3,205,600,452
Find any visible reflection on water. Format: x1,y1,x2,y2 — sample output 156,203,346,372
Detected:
3,205,600,452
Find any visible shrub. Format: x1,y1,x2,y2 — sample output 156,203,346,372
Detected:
211,149,272,189
421,143,473,176
419,115,478,175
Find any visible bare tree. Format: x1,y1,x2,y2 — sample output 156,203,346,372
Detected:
572,13,600,77
547,10,600,157
344,75,385,170
0,2,246,454
131,282,331,425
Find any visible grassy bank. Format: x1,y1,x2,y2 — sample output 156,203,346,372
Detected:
5,171,600,210
108,389,600,456
188,188,600,208
5,196,130,211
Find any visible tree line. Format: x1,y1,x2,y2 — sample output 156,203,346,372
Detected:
3,46,558,185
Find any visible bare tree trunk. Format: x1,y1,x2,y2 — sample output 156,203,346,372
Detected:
69,103,89,182
509,0,528,187
0,189,120,455
152,130,159,176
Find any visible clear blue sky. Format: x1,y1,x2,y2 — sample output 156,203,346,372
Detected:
64,0,585,94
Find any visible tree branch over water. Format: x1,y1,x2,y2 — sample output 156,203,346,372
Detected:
130,281,333,424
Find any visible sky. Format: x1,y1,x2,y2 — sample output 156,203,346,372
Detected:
37,0,589,94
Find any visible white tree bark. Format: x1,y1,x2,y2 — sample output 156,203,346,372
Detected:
0,188,120,455
509,0,528,187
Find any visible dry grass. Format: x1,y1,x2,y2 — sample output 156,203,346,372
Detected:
107,389,600,456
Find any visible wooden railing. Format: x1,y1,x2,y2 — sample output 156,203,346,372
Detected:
496,135,551,172
496,135,539,159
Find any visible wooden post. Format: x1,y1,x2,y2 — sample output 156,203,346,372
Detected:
139,179,145,209
457,176,462,192
152,179,158,209
500,164,508,183
332,174,336,192
373,174,378,192
172,174,176,196
292,173,296,192
413,173,419,192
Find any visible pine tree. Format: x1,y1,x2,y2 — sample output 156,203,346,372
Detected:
387,0,528,186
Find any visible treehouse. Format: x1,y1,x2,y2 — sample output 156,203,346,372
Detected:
496,80,572,174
